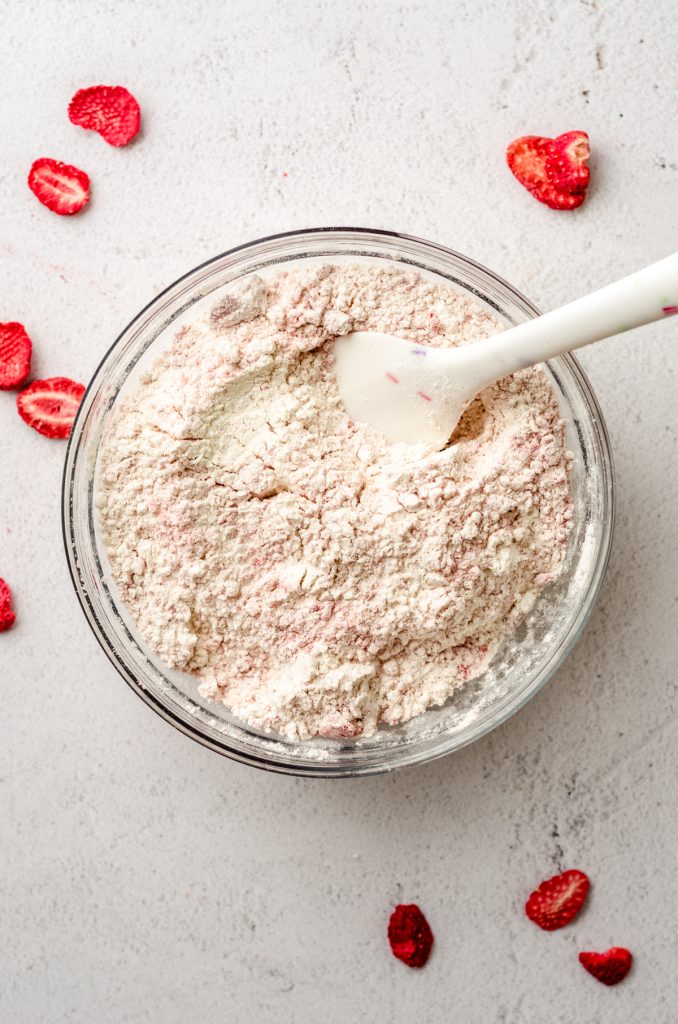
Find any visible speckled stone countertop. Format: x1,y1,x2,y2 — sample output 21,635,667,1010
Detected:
2,1,677,1021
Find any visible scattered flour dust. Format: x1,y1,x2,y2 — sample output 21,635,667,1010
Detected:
97,264,573,740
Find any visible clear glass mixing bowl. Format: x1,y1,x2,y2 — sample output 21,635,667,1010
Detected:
63,228,614,777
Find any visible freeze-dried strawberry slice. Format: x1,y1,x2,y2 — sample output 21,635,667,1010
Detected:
68,85,141,147
579,947,633,986
506,135,553,192
525,869,590,930
28,158,90,215
545,131,590,194
506,132,590,210
16,376,85,439
388,904,434,968
0,322,32,390
0,579,16,632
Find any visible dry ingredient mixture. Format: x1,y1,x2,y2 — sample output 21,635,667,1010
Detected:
97,264,572,740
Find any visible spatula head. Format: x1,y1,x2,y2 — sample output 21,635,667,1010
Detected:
333,331,469,449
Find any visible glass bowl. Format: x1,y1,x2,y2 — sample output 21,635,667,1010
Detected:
62,227,614,777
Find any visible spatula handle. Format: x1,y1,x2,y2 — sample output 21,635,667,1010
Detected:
467,252,678,384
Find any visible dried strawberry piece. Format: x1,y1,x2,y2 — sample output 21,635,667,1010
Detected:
525,869,590,930
579,947,633,986
0,579,16,632
16,376,85,439
0,322,32,390
506,135,553,192
68,85,141,147
506,131,590,210
387,904,434,968
546,131,590,193
28,158,90,216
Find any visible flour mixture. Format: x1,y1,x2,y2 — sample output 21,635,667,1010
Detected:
97,264,572,739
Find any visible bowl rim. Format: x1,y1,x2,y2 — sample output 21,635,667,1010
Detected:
62,226,615,777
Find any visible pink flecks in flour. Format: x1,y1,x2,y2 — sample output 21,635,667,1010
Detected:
97,264,573,741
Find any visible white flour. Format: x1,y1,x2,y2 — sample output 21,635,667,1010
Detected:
97,264,572,740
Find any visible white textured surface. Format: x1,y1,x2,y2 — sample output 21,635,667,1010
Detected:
1,1,677,1020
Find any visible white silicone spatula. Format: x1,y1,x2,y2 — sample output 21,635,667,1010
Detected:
334,253,678,449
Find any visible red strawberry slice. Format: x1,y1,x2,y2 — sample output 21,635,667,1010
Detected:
68,85,141,147
16,377,85,439
0,579,16,632
28,158,90,216
506,131,590,210
579,947,633,986
0,322,32,390
388,904,434,968
546,131,590,193
525,869,590,930
506,135,553,191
